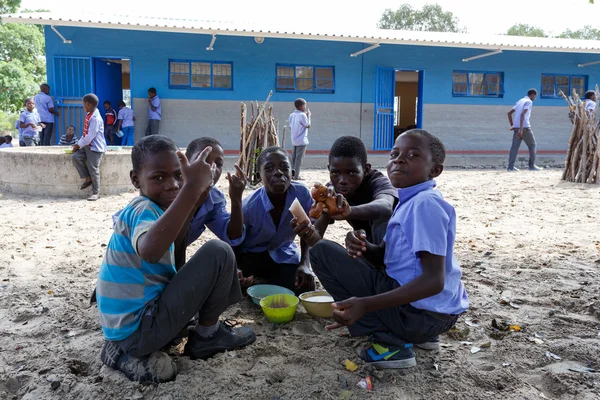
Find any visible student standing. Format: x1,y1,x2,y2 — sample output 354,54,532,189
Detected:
117,101,136,146
145,88,161,136
19,98,42,147
71,94,107,201
34,83,59,146
507,89,542,172
103,101,119,145
288,98,311,180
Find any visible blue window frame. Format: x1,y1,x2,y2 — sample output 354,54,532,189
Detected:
169,60,233,90
276,64,335,93
452,71,504,98
541,74,587,98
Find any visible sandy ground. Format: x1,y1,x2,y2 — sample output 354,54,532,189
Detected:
1,168,600,400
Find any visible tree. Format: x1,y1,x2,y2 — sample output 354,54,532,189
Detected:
505,24,547,38
0,0,19,15
557,26,600,40
378,4,464,33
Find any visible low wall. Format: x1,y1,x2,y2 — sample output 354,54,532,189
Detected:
0,147,133,197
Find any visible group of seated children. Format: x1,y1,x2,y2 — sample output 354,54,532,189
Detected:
95,127,469,383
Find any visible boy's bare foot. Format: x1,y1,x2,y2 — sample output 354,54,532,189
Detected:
80,179,93,190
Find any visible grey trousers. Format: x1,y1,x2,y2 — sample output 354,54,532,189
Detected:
292,145,307,178
119,240,242,357
310,240,458,347
508,128,537,169
22,137,37,147
72,147,103,194
145,119,160,136
39,123,54,146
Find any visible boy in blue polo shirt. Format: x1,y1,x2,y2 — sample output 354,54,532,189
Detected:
294,129,469,369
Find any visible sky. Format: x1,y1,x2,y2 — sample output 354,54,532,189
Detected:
18,0,599,37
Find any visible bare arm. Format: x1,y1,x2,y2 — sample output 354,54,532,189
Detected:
346,194,395,221
507,109,515,127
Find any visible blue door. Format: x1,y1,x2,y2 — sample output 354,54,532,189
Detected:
94,59,123,127
374,66,395,150
52,57,93,144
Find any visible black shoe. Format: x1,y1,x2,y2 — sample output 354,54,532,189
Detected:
183,321,256,360
100,341,177,383
80,180,92,190
507,167,519,172
529,165,543,171
359,342,417,369
415,335,440,351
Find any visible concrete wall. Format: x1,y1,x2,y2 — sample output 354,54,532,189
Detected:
43,26,599,152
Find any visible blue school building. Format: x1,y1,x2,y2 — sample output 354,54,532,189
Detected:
4,12,600,155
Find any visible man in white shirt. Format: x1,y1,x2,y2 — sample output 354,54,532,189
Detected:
584,90,597,116
507,89,542,172
288,98,311,180
34,84,59,146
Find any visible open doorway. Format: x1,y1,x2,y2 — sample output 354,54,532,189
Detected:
93,58,130,144
393,70,421,141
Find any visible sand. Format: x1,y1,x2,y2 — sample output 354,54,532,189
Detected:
1,169,600,400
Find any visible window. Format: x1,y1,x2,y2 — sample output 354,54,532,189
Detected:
541,74,587,98
452,71,504,97
276,64,335,93
169,60,232,90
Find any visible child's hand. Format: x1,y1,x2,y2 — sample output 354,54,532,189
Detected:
178,146,215,196
326,194,352,221
291,217,321,247
227,164,247,201
295,264,314,290
325,297,366,329
72,144,80,152
238,269,254,288
345,230,367,258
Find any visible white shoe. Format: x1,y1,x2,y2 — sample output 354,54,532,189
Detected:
87,194,99,201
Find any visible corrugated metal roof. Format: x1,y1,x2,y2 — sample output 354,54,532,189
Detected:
3,12,600,54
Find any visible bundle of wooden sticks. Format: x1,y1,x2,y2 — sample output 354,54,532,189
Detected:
237,91,282,184
560,85,600,183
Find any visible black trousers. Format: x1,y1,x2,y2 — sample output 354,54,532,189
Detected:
310,240,458,347
118,240,242,357
39,122,54,146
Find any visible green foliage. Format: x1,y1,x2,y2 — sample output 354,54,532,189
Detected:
0,0,20,15
0,59,39,112
506,24,547,38
557,26,600,40
378,4,464,33
0,110,19,134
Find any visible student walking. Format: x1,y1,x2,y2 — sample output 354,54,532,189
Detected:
288,98,311,180
34,83,59,146
507,89,543,171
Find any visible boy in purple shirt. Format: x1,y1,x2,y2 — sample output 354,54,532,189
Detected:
72,94,107,201
293,129,469,369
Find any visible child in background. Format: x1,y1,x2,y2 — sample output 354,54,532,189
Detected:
71,94,107,201
0,135,13,148
59,125,78,146
236,146,315,293
19,98,42,147
97,135,255,383
117,101,136,146
288,98,311,180
314,136,397,244
584,90,597,116
103,101,119,145
293,129,469,369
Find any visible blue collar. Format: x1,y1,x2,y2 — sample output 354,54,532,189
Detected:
397,180,436,205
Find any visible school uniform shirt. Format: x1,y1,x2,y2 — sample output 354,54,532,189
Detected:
148,96,162,120
59,134,78,146
384,180,469,316
187,187,246,246
104,107,118,128
97,196,176,341
34,91,55,123
118,107,135,127
19,110,41,138
78,108,107,153
289,110,310,146
512,96,533,129
585,99,597,115
329,169,398,241
239,182,312,264
0,142,13,148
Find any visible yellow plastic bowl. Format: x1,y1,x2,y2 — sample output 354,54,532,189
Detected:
260,294,299,324
299,291,335,318
63,149,74,154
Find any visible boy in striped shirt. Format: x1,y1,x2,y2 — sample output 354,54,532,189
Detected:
59,125,78,146
97,135,255,384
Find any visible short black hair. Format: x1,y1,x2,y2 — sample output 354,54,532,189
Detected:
4,135,12,143
83,93,99,107
40,83,50,89
403,129,446,165
118,100,126,107
104,100,111,106
257,146,290,170
148,87,157,95
329,136,368,168
527,88,538,96
294,98,306,109
67,125,75,130
131,135,178,172
585,90,596,100
186,137,222,160
24,97,33,106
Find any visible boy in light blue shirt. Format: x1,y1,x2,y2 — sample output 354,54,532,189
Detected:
145,87,161,136
294,129,469,369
